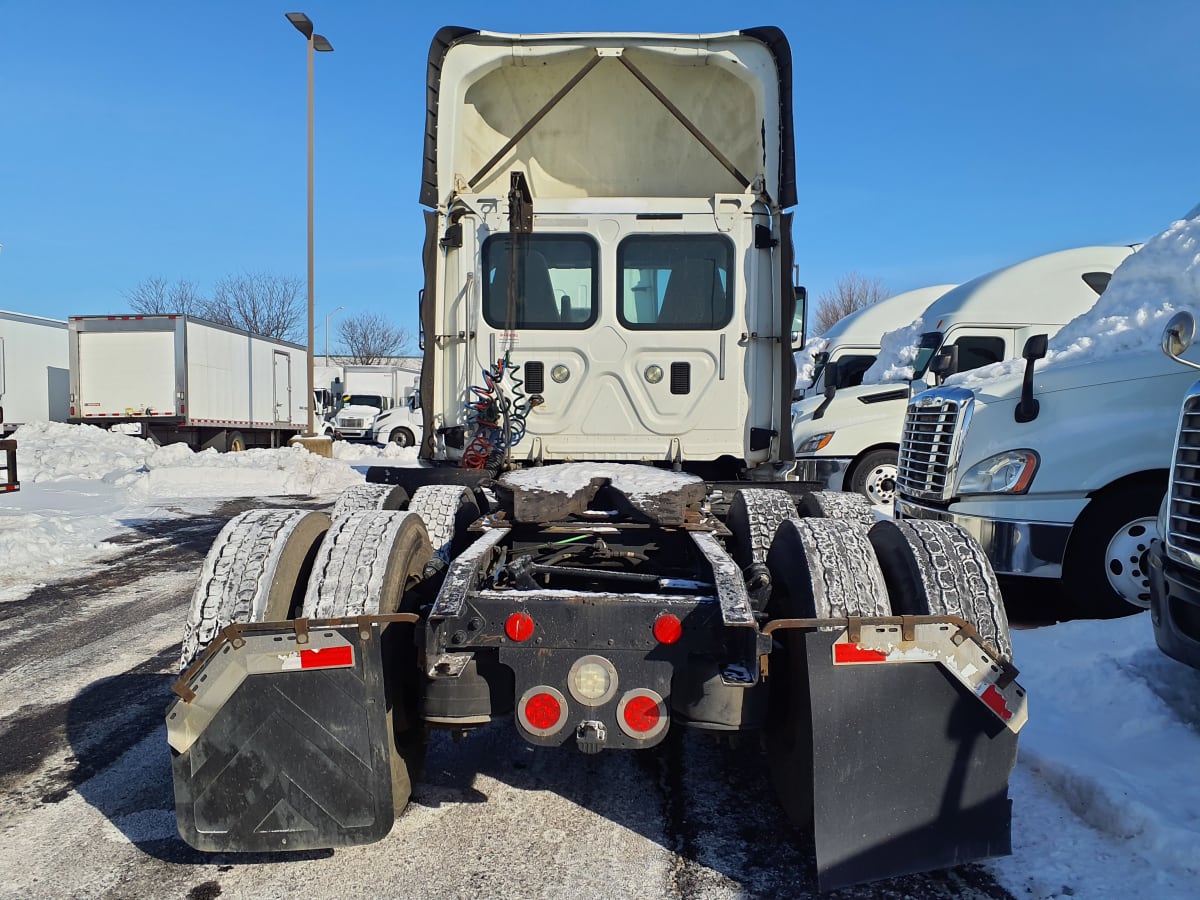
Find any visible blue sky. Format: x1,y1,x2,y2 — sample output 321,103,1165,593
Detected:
2,1,1197,350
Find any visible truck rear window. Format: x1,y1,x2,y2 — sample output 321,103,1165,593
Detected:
617,235,733,330
482,235,598,330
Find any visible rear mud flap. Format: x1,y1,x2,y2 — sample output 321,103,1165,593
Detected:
167,625,395,852
802,629,1017,892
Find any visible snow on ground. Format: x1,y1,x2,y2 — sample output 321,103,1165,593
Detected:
0,421,403,601
1,423,1199,896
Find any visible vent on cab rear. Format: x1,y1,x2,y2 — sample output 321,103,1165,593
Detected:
524,361,545,394
670,362,690,395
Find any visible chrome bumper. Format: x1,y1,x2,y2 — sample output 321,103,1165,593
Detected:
895,497,1071,578
793,457,851,492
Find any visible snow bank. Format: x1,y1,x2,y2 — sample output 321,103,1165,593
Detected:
950,209,1200,388
501,462,702,497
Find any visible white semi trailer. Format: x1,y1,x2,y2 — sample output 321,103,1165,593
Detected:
0,310,70,434
166,27,1026,892
68,315,310,451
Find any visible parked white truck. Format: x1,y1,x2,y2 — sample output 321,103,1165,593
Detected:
166,27,1027,892
332,364,413,440
893,218,1194,618
791,245,1136,505
795,283,956,399
68,315,310,451
0,310,70,434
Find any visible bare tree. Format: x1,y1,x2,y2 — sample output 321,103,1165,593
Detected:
813,272,891,334
124,277,207,316
337,312,413,365
209,272,305,342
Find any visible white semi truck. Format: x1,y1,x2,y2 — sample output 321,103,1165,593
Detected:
893,219,1193,618
166,28,1026,891
332,365,413,440
68,315,310,451
795,283,956,399
791,245,1136,505
0,310,70,434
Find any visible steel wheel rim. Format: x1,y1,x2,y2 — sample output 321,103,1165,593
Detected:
1104,515,1158,609
863,464,897,506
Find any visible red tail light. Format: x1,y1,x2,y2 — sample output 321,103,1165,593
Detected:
616,689,668,740
517,686,568,737
505,612,535,641
653,613,682,645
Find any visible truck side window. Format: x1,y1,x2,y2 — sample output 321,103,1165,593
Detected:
481,234,598,330
953,336,1006,372
617,235,733,330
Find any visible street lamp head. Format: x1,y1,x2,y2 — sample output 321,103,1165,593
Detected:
285,12,314,39
313,34,334,52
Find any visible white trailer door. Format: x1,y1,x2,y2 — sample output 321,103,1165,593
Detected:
273,351,292,423
78,330,177,416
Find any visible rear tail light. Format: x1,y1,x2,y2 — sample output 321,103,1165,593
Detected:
616,689,668,740
517,686,568,737
505,612,535,641
653,613,682,645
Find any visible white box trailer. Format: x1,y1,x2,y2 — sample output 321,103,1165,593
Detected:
0,310,70,434
68,314,310,451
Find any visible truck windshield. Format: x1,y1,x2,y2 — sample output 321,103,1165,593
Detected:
482,234,598,330
910,332,944,379
617,234,733,330
344,395,385,411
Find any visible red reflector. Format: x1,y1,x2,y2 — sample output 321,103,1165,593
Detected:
981,684,1013,721
505,612,534,642
833,643,889,664
653,614,682,645
524,692,561,730
299,645,353,669
622,695,661,733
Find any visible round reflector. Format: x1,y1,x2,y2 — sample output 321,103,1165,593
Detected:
567,654,618,705
505,611,535,642
653,613,683,645
616,689,668,740
518,685,568,737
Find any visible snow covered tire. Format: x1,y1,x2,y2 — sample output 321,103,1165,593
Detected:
868,519,1013,663
796,490,877,525
331,483,410,519
407,484,482,561
178,509,331,672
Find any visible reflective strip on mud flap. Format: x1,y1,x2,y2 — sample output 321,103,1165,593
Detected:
831,622,1028,733
166,628,355,754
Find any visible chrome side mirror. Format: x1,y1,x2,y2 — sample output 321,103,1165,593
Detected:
1162,310,1196,363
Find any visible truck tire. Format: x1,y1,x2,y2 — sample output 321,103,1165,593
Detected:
407,484,482,560
868,519,1012,663
226,430,247,453
848,448,898,506
726,488,797,611
795,489,877,525
300,510,434,814
1063,481,1164,618
388,427,416,447
178,509,331,672
331,483,410,519
764,517,892,825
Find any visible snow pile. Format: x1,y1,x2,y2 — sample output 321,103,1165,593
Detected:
950,209,1200,388
793,335,830,391
861,317,926,384
331,441,418,463
993,615,1200,899
501,462,702,497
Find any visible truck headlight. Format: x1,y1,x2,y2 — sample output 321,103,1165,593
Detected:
958,450,1039,495
796,432,834,454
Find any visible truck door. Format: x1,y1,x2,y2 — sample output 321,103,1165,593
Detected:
272,351,292,423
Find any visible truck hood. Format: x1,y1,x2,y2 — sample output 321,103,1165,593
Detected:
793,382,911,427
336,405,381,419
422,28,795,206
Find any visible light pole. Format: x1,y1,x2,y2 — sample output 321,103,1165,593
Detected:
324,305,343,364
285,12,333,436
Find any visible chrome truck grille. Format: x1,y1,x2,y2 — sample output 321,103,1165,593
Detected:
896,387,975,502
1166,387,1200,562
